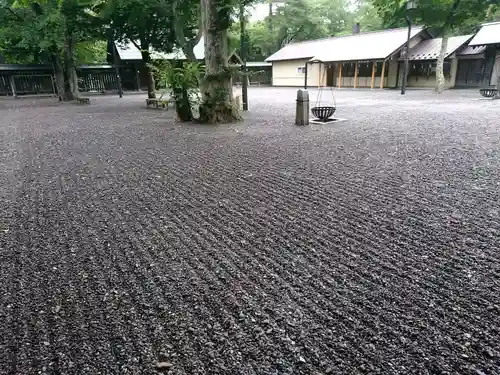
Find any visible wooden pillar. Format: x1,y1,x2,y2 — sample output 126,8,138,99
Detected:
380,61,386,89
354,62,358,88
135,64,141,91
318,63,321,88
304,62,308,89
338,63,342,88
115,67,123,98
371,62,376,89
9,75,17,98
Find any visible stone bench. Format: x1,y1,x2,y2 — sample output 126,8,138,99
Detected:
146,98,171,109
76,97,90,104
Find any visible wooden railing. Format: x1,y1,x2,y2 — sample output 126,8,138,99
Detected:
0,64,137,98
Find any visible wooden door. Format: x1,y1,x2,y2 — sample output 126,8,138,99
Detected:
456,59,484,87
326,64,335,87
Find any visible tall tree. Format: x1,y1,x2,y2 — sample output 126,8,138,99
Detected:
198,0,240,123
172,0,203,62
102,0,176,98
74,40,108,64
272,0,329,49
353,0,383,32
0,0,104,100
315,0,353,36
241,0,364,59
373,0,497,93
0,0,37,63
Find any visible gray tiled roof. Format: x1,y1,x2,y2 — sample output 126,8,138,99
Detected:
456,44,487,56
405,35,472,60
265,26,424,63
115,38,205,61
469,22,500,46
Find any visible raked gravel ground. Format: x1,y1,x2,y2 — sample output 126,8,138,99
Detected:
1,88,500,375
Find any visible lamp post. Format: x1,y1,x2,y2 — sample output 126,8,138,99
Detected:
401,0,417,95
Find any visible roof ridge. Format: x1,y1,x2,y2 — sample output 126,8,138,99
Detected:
481,21,500,26
414,34,472,42
283,25,425,47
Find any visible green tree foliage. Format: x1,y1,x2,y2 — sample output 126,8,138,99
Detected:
0,1,37,63
315,0,353,36
100,0,202,98
373,0,495,32
0,0,105,100
75,40,107,64
274,0,328,44
353,0,383,32
236,0,381,60
100,0,177,98
486,3,500,20
172,0,203,61
151,61,203,121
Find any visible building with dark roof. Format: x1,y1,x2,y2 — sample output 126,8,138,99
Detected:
265,24,498,89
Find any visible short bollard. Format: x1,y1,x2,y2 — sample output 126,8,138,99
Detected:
295,89,309,125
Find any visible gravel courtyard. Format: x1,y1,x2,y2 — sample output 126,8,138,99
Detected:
1,88,499,375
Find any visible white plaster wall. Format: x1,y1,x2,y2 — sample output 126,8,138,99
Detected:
272,60,323,86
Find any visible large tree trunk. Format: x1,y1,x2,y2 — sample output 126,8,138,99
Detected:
174,87,194,121
53,56,66,101
436,0,460,94
64,36,78,100
52,53,74,101
435,31,449,94
198,0,241,124
141,49,156,99
173,0,202,63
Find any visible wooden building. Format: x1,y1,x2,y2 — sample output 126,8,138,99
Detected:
265,22,500,90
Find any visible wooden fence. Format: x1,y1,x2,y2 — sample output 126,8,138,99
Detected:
0,65,54,96
0,64,137,98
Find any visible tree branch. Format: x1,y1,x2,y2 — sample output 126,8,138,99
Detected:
193,17,203,46
149,14,159,43
442,0,461,32
172,0,199,62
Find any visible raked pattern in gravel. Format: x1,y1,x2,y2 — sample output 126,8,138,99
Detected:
0,89,499,375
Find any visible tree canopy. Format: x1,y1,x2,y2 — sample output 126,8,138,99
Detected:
373,0,497,34
234,0,382,60
372,0,499,92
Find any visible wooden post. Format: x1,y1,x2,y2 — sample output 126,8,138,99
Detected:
9,75,17,98
354,62,358,88
318,63,321,88
115,67,123,98
338,63,342,88
371,62,376,89
304,63,308,89
135,64,141,91
380,61,386,89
